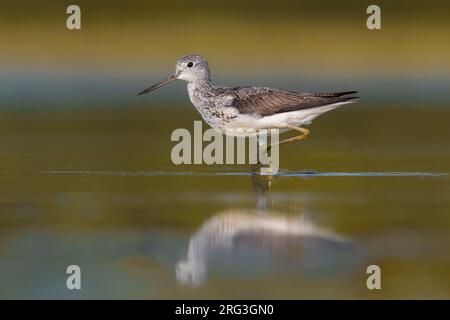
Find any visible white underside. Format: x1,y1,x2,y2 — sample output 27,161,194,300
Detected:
223,101,354,136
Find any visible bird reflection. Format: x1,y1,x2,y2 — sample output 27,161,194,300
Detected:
176,209,351,286
251,173,273,211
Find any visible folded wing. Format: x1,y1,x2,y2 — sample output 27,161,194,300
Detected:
228,87,359,116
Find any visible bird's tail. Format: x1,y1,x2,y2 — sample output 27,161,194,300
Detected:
311,91,360,104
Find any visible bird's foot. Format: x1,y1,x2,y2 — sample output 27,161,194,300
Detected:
251,160,275,176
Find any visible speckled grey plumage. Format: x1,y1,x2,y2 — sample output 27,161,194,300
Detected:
139,54,359,134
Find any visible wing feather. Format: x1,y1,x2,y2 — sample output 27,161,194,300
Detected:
228,87,359,116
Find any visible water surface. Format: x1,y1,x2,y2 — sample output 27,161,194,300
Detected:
0,105,449,299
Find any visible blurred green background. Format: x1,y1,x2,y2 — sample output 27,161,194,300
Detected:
0,0,449,299
1,0,450,73
1,0,450,108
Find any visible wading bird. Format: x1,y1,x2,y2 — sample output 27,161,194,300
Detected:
138,54,358,146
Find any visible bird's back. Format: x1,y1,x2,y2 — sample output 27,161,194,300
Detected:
214,85,359,117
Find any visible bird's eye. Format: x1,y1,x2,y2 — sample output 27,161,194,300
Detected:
187,62,194,68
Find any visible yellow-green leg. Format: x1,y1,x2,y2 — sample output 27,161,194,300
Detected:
268,125,310,150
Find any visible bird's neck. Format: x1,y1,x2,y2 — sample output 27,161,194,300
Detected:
187,79,214,104
188,78,213,92
187,79,215,112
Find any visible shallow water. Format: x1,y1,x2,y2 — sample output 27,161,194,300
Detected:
0,105,449,299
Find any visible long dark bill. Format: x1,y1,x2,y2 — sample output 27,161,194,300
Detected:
138,74,178,95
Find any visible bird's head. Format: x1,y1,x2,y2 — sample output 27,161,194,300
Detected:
138,54,211,95
175,55,211,82
175,260,207,286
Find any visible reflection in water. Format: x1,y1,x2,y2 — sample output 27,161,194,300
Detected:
176,209,352,286
176,172,358,286
251,173,273,211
